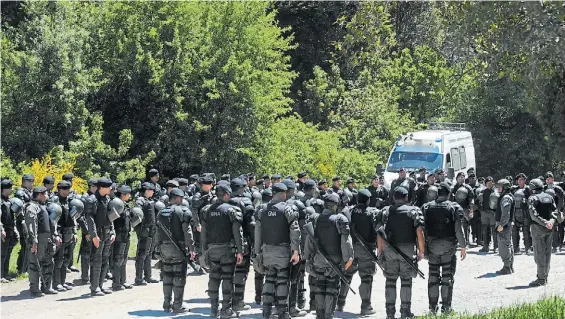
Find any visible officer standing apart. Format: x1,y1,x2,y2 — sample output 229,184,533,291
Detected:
84,177,115,296
527,178,563,286
478,177,498,253
495,179,515,275
512,173,532,254
341,189,379,316
303,192,354,319
1,179,21,283
255,183,301,319
111,185,136,291
377,187,425,319
155,188,196,313
134,182,159,285
200,181,243,319
25,186,60,296
422,182,467,315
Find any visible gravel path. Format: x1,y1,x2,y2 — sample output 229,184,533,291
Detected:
1,245,564,319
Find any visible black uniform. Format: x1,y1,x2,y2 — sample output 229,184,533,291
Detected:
191,190,215,256
51,195,77,291
15,187,32,274
78,191,94,283
1,194,20,281
112,199,133,290
368,185,388,209
287,196,308,314
155,204,195,312
134,196,157,284
451,183,474,246
512,186,532,253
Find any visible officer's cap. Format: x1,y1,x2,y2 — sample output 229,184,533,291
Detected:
332,176,341,182
170,188,185,198
1,179,14,189
247,173,255,180
220,174,231,181
96,177,113,188
177,178,188,186
22,174,35,182
545,171,554,179
166,180,179,188
43,175,55,185
398,167,406,172
439,182,451,193
148,169,159,177
200,174,214,184
32,186,47,194
372,174,379,180
141,182,155,191
434,168,445,174
324,193,340,204
189,174,199,182
297,171,307,179
346,178,354,185
62,173,74,181
285,175,294,181
57,180,72,189
456,172,465,179
272,183,287,193
256,179,264,186
117,185,132,194
304,179,316,189
394,186,408,196
358,189,371,202
230,178,247,188
485,176,494,183
271,174,282,180
216,181,232,195
467,167,475,173
262,174,270,180
468,173,476,178
88,178,98,186
478,177,485,183
419,168,427,173
282,179,296,190
318,179,327,186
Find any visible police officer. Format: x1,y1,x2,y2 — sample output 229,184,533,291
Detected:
468,173,483,246
15,173,34,275
389,168,416,204
1,179,21,282
345,178,359,206
416,174,437,208
110,185,136,291
191,174,216,259
134,182,159,285
451,173,474,246
528,178,563,286
228,177,255,312
377,187,425,319
369,174,389,209
416,168,427,185
262,174,271,191
341,189,378,315
51,180,77,292
201,181,243,318
155,188,195,313
317,180,328,197
478,177,497,253
544,172,564,252
512,173,532,254
147,169,162,200
255,183,301,319
422,182,467,315
25,186,60,296
84,177,115,296
61,173,80,273
43,176,55,199
329,176,342,195
494,179,515,275
77,177,98,285
282,179,308,317
303,192,353,319
186,174,199,197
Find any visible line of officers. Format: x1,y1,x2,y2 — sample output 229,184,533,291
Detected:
1,168,564,319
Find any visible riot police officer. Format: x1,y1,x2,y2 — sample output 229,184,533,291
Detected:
494,179,515,275
15,173,34,275
478,177,498,253
191,174,216,260
111,185,137,291
25,186,60,296
148,169,162,200
134,182,159,285
528,179,563,286
422,182,467,315
1,179,21,283
468,173,483,246
451,173,474,246
229,177,256,312
368,174,389,209
377,187,425,319
201,181,243,318
155,188,196,313
84,177,115,296
255,183,301,319
303,192,353,319
416,174,437,208
43,176,55,199
51,180,78,292
512,173,532,254
345,178,359,206
389,168,416,204
341,189,378,316
77,177,98,285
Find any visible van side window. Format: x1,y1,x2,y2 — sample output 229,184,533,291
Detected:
459,146,467,169
446,153,451,168
450,147,460,171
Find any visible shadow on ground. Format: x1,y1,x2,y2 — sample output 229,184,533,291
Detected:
476,272,499,279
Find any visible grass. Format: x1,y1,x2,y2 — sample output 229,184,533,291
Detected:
6,230,138,280
420,296,565,319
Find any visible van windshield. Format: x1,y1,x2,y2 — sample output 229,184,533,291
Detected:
386,151,443,172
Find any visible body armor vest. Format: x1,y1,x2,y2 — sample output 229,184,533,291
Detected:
495,193,514,222
481,189,494,210
385,205,417,244
1,197,14,227
315,213,341,258
157,206,185,246
261,202,290,245
534,193,554,220
114,206,131,232
351,206,377,245
205,203,234,245
95,195,111,228
37,204,51,234
424,201,456,239
140,198,155,226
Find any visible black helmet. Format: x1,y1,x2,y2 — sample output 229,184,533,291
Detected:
529,178,544,191
497,179,512,190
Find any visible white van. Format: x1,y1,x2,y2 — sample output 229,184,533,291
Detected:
379,123,476,188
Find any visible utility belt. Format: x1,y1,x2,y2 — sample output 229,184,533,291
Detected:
97,226,113,235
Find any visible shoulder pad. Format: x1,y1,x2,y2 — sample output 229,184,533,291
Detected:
294,199,306,210
83,194,97,204
284,204,299,222
252,191,262,200
201,203,212,216
48,195,60,204
366,207,380,215
14,189,26,200
180,206,192,221
229,206,243,223
304,206,316,216
336,214,350,235
241,196,253,206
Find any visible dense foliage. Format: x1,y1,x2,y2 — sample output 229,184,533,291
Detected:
2,1,563,184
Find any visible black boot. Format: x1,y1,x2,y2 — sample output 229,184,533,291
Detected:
262,305,272,319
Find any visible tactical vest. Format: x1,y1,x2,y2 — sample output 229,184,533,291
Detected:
287,198,306,220
37,204,51,234
351,206,377,245
230,196,253,237
315,213,341,258
495,193,515,222
261,202,290,245
385,205,417,244
57,197,75,228
513,188,527,212
534,193,554,220
157,206,185,245
424,201,456,239
95,194,111,228
205,203,234,245
114,206,131,232
481,189,493,210
1,197,14,227
140,198,155,226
